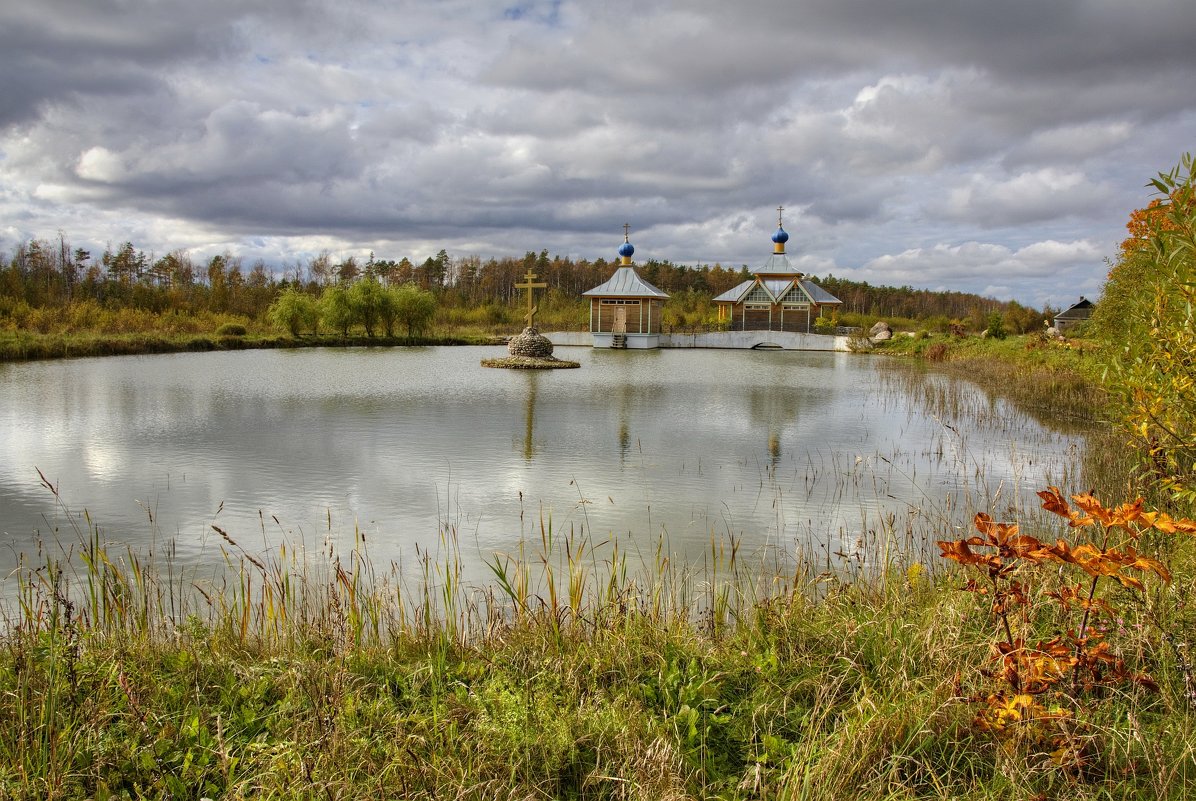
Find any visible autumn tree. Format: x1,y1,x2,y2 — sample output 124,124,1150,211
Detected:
1095,154,1196,504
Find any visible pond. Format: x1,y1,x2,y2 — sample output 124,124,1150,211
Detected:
1,346,1092,603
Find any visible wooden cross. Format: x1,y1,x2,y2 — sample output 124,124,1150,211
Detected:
515,267,547,328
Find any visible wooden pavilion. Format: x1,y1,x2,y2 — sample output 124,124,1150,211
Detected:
582,227,669,349
713,208,842,333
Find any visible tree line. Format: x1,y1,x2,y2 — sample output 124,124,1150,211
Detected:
1,234,1053,333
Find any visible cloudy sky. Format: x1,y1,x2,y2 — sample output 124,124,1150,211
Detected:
2,1,1193,307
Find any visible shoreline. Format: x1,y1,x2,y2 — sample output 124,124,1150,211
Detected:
0,330,504,363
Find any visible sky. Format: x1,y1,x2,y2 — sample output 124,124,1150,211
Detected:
2,0,1194,308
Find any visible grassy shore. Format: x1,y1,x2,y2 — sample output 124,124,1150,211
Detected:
3,492,1194,800
6,323,1194,799
0,330,498,362
872,332,1108,425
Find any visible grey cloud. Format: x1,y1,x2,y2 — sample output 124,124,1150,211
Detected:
2,1,1195,306
0,1,254,127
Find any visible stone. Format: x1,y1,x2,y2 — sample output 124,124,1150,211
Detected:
507,327,555,358
869,321,891,336
870,329,892,343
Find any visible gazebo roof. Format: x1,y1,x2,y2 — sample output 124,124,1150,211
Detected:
712,279,756,303
582,266,669,299
754,252,805,276
799,280,842,305
712,277,842,305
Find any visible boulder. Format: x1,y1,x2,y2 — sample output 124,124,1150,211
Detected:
870,329,893,343
869,321,891,336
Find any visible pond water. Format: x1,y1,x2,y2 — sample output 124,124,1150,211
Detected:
1,346,1091,601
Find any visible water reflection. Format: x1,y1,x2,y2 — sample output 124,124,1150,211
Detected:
0,347,1096,599
748,386,805,467
522,372,539,460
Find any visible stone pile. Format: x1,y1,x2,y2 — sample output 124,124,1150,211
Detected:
507,327,555,358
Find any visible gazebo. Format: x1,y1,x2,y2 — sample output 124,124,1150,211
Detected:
713,208,842,333
582,227,669,349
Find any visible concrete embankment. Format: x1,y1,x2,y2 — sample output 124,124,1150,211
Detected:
544,330,849,351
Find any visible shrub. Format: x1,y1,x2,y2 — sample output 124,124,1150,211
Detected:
1096,154,1196,504
938,488,1195,774
268,287,320,337
215,322,247,337
984,311,1007,339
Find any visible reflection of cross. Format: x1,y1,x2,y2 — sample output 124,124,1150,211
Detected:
515,267,547,328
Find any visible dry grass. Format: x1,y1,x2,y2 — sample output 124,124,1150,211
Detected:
2,479,1193,800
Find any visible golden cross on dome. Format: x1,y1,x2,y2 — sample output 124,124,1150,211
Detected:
777,205,784,227
623,222,630,241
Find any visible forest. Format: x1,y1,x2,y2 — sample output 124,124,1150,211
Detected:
0,236,1054,338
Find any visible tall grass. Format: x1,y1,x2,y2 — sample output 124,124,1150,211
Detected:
3,476,1193,800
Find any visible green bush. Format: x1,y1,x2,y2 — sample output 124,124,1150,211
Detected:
1096,154,1196,504
983,311,1006,339
267,287,320,337
320,285,356,337
215,322,247,337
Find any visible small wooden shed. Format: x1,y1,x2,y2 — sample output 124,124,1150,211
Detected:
582,233,669,349
1054,297,1095,330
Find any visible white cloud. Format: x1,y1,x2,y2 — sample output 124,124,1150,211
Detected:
856,239,1105,306
75,147,124,183
939,168,1114,227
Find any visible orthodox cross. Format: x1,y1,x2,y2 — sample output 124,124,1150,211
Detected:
777,205,784,227
515,267,547,328
623,222,631,240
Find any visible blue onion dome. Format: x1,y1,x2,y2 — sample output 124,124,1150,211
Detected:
772,227,789,245
618,241,635,258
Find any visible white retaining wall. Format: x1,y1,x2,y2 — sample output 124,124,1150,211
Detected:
544,331,849,352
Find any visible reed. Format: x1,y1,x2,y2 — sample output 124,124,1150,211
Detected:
2,477,1193,800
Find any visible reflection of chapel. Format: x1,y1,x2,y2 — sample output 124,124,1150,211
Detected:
583,227,669,349
713,208,842,332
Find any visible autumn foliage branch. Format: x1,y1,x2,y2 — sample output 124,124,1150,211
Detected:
938,487,1196,771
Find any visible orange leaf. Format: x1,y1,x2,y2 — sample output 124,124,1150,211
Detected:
1071,491,1112,527
1037,486,1072,518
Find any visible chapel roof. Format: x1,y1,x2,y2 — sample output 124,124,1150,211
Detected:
582,227,669,299
583,266,669,299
